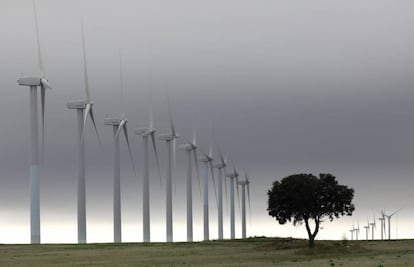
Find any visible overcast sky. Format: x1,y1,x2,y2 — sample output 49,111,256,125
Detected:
0,0,413,243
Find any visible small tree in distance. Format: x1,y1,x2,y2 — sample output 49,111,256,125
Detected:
267,173,354,248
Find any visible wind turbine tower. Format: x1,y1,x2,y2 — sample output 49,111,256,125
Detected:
363,220,370,241
379,211,385,240
17,0,53,244
213,145,227,240
178,131,201,242
104,51,136,242
66,19,101,244
225,164,239,239
369,215,376,241
158,105,179,242
238,172,251,239
384,208,401,240
355,222,360,241
134,109,162,242
198,145,217,241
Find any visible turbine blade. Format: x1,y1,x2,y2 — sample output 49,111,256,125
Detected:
115,120,125,138
149,107,154,129
40,84,45,162
33,0,44,77
172,138,176,169
151,132,163,187
209,144,213,158
193,148,202,201
247,182,251,224
82,103,91,140
236,175,240,213
192,129,196,145
224,167,228,215
89,107,103,150
167,97,176,137
209,161,218,205
119,49,125,116
81,17,90,102
123,123,136,176
390,207,403,217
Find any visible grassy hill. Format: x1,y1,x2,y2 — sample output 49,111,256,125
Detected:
1,237,414,266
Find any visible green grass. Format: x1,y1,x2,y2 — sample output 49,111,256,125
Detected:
1,238,414,266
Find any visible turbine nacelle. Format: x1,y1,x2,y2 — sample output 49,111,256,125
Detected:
18,77,42,87
179,143,193,151
104,117,123,126
134,127,156,137
158,133,178,141
66,99,93,109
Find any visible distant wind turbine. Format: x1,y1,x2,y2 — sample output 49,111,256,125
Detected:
225,162,240,239
238,172,251,239
66,18,101,244
178,130,202,242
363,219,370,241
369,215,376,241
379,211,386,240
158,102,179,242
104,51,136,243
198,144,218,241
355,221,360,241
134,107,162,242
17,0,53,244
213,144,227,240
383,208,402,240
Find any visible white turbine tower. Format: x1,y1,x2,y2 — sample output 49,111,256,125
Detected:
369,215,376,241
178,131,202,242
363,219,370,241
66,19,101,244
17,0,52,244
104,51,136,243
353,221,359,241
379,211,386,240
238,172,251,239
384,208,402,240
349,226,354,241
225,162,240,239
134,108,162,242
212,144,227,240
198,145,218,241
158,104,179,242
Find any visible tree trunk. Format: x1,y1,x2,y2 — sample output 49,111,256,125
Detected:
304,217,319,248
309,236,315,248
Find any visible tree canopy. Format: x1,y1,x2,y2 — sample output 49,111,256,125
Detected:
267,173,354,248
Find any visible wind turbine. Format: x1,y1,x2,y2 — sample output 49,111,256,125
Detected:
225,162,240,239
212,144,227,240
104,51,136,243
178,131,202,242
349,227,354,241
363,219,370,241
383,208,402,240
369,215,376,241
354,221,360,241
198,144,218,241
17,0,52,244
66,18,101,244
134,108,162,242
238,172,251,239
158,102,179,242
379,211,386,240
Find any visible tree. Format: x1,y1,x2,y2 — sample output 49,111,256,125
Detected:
267,173,354,248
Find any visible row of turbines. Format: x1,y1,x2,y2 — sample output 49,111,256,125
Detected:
17,1,252,244
349,209,402,241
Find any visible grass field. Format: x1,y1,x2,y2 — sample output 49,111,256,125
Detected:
1,237,414,266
